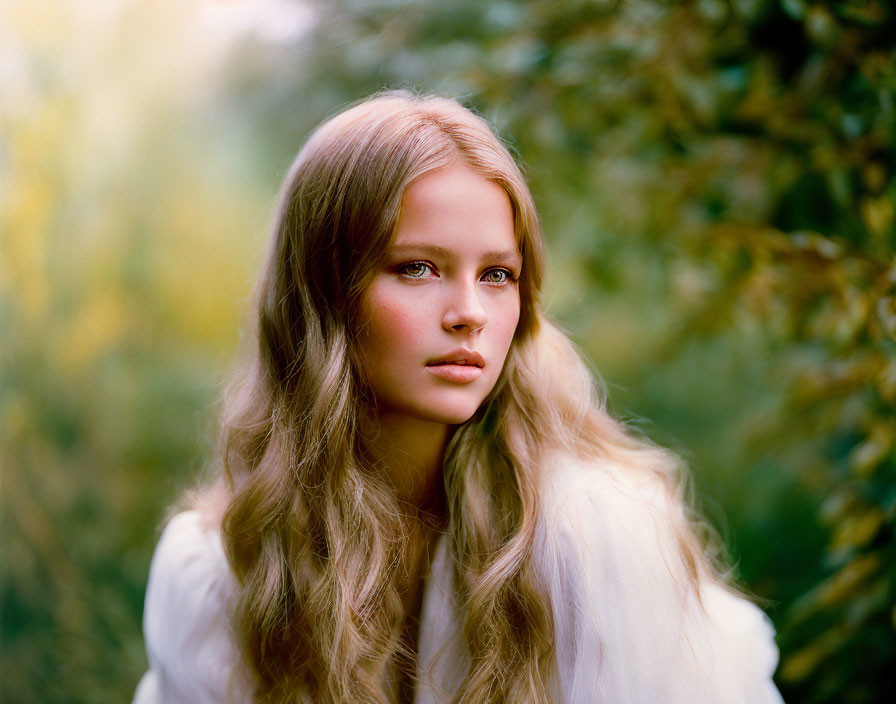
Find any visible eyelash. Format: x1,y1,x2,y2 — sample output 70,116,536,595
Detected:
397,261,518,284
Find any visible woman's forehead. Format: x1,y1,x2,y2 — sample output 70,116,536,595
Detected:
389,165,516,244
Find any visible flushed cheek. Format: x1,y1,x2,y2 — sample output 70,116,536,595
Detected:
491,299,520,348
367,295,430,348
360,290,432,367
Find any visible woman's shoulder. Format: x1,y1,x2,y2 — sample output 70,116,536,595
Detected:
142,509,238,648
136,510,248,703
535,450,685,574
533,450,783,703
144,510,234,616
537,449,682,533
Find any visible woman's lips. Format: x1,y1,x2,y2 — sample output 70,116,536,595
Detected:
425,362,483,383
425,348,485,383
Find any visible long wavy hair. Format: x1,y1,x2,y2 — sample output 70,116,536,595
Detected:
201,91,719,703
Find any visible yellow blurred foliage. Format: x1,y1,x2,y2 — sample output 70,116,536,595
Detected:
829,509,885,552
848,420,895,478
56,294,129,373
2,178,52,319
791,553,880,620
780,622,850,683
860,195,894,237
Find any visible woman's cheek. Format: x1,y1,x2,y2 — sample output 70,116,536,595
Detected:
492,290,521,338
387,293,422,331
370,288,429,346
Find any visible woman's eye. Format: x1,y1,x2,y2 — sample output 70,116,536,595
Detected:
482,268,512,284
399,261,434,279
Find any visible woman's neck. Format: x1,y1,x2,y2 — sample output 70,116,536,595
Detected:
361,410,452,516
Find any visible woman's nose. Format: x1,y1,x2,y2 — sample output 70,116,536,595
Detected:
442,281,487,333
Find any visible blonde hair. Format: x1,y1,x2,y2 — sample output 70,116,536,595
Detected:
203,91,717,703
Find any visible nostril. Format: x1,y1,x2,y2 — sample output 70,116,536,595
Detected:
443,301,488,332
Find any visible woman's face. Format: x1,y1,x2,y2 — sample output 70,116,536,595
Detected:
356,163,522,426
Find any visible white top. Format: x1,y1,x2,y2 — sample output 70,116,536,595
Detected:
133,455,784,703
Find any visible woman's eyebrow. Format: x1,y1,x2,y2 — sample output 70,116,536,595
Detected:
389,243,522,266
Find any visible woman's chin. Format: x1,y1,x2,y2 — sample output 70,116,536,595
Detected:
392,399,484,427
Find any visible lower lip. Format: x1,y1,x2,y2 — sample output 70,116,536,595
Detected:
425,363,483,383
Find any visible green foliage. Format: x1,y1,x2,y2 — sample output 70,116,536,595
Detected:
2,1,893,702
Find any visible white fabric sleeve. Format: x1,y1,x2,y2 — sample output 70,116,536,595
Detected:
132,511,251,704
539,464,784,703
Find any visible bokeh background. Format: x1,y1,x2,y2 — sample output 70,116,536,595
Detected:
2,0,894,702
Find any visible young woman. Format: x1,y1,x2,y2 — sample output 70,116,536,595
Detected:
133,91,783,703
